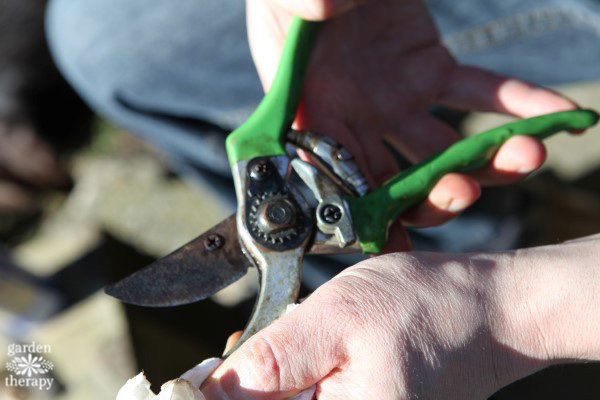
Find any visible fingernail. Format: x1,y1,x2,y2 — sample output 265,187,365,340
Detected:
287,385,316,400
446,198,469,213
517,166,535,174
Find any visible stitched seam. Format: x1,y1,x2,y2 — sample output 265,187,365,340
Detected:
442,6,600,56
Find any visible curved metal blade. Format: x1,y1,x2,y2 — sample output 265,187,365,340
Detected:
224,244,304,356
105,214,251,307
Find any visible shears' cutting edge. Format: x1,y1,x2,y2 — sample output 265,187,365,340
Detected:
105,15,599,357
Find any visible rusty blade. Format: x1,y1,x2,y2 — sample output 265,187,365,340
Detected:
105,214,251,306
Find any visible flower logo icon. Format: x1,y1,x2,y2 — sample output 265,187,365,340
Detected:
6,353,53,377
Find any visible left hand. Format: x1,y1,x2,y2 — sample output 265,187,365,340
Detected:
201,234,600,399
247,0,581,251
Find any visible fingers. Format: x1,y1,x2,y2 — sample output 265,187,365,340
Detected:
469,135,547,185
381,115,478,229
400,173,480,227
394,136,543,228
383,113,461,164
351,129,401,189
266,0,368,21
494,78,578,118
385,135,537,229
379,220,412,253
202,300,344,399
439,66,578,119
247,0,292,89
249,0,369,88
224,331,243,354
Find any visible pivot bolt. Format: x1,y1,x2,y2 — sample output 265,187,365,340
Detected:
321,204,342,224
257,198,297,234
249,159,270,181
204,234,224,251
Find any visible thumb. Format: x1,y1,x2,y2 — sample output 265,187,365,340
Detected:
266,0,368,21
201,299,346,399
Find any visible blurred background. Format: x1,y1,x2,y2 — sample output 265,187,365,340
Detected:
1,0,600,399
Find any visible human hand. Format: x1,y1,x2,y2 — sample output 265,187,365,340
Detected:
201,234,600,399
247,0,582,251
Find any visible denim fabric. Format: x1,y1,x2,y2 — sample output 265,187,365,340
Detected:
46,0,262,181
427,0,600,84
46,0,600,180
46,0,600,255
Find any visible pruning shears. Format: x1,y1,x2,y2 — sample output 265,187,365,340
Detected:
105,18,599,355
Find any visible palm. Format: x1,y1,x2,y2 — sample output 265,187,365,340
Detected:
299,0,458,183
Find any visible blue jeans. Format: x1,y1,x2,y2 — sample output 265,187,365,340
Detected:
46,0,262,184
45,0,600,254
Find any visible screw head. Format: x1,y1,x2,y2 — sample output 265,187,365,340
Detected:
320,204,343,224
336,147,353,161
249,159,270,181
204,234,224,251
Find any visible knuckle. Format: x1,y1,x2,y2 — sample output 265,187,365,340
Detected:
243,335,284,392
317,272,385,336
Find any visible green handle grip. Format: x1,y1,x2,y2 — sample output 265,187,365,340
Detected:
226,18,319,164
348,109,599,254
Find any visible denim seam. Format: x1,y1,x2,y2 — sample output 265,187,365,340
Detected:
442,6,600,56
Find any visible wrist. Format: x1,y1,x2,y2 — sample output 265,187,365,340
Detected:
485,237,600,381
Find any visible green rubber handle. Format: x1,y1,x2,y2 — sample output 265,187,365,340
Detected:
226,18,319,164
348,109,600,254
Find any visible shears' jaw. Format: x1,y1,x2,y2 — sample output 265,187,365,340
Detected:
226,156,313,355
225,144,366,354
219,18,323,355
